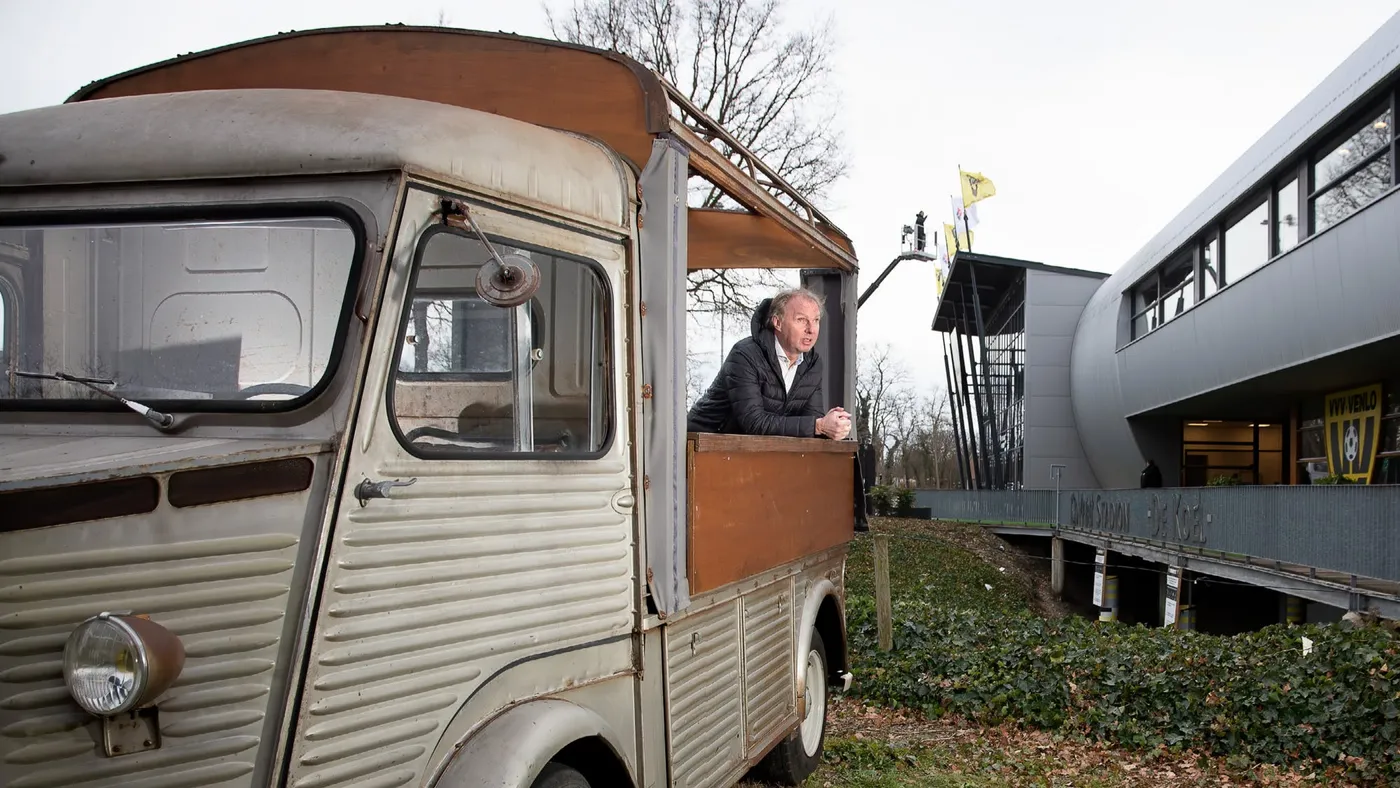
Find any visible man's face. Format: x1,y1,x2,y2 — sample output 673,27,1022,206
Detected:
774,296,821,355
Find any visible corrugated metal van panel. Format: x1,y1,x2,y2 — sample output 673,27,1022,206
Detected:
286,460,634,788
280,192,638,788
0,457,331,788
741,582,793,749
666,600,742,788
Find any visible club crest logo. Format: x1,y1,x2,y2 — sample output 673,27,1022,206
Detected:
1325,384,1382,482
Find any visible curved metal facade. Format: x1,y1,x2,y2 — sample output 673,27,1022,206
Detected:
1070,11,1400,488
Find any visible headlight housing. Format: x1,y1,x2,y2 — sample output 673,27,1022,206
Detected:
63,613,185,716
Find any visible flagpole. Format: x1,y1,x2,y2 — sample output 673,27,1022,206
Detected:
958,164,973,253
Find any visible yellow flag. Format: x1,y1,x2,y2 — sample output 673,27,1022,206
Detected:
944,222,974,254
960,169,997,206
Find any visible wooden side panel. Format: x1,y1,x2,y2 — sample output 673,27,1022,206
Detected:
74,29,664,171
688,439,853,596
687,209,832,270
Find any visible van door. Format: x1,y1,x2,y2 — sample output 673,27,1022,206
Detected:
282,186,637,786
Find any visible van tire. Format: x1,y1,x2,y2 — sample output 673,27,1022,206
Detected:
531,762,590,788
758,631,828,785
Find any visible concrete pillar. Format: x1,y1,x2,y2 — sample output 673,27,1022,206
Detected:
1051,537,1065,597
1158,567,1168,626
1177,571,1195,630
1283,595,1305,625
1098,575,1119,622
1162,566,1182,628
1178,604,1196,630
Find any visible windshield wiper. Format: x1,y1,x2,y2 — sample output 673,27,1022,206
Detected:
14,370,176,430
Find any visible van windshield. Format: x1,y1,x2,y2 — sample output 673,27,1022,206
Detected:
0,216,358,405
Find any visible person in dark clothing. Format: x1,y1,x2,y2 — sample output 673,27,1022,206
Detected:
687,288,851,439
1140,459,1163,488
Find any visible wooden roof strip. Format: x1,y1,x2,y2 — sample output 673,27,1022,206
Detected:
67,25,856,272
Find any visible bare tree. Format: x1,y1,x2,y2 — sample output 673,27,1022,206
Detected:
1314,119,1391,229
855,343,962,489
685,347,711,408
855,344,907,468
902,388,959,488
883,386,920,484
545,0,847,318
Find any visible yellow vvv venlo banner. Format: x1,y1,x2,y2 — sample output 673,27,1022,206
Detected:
1325,383,1383,482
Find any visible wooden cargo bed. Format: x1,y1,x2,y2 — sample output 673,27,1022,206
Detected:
686,433,855,596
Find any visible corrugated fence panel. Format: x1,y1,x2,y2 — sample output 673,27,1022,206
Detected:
912,490,1056,524
914,486,1400,581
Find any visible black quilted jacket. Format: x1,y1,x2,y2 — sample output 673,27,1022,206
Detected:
686,298,825,437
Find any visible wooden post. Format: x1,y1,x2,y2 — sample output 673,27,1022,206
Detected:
874,534,893,651
1050,537,1065,597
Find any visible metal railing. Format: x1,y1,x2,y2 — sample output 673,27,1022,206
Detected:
913,486,1400,582
662,81,839,230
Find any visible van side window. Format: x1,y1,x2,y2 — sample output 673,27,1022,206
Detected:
389,228,612,457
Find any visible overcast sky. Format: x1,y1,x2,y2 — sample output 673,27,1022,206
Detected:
3,0,1398,398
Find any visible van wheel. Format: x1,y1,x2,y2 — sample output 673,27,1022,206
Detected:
759,631,828,785
531,762,590,788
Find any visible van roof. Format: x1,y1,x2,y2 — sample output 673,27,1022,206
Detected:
64,25,857,272
0,88,630,230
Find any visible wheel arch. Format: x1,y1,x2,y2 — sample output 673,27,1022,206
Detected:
797,577,848,690
429,698,635,788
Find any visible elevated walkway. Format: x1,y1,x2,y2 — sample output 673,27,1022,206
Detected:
915,487,1400,621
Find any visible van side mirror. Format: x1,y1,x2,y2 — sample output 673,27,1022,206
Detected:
476,251,541,308
435,197,542,309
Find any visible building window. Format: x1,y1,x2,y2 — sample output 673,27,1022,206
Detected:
1130,274,1160,339
1294,397,1326,483
1275,177,1300,256
1160,254,1194,322
1183,421,1284,486
1125,89,1400,346
1200,235,1219,301
1380,384,1400,472
1223,199,1269,286
1311,105,1394,232
982,276,1025,488
1298,385,1400,482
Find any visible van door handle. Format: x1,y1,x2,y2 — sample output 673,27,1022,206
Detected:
355,477,417,506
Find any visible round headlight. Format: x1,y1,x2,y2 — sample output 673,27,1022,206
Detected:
63,613,185,716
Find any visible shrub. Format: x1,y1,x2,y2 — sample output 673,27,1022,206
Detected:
895,487,917,516
845,597,1400,783
869,485,895,516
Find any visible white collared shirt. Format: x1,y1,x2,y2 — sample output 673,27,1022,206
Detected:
775,337,803,392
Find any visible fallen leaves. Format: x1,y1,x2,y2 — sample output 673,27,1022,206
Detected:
793,695,1353,787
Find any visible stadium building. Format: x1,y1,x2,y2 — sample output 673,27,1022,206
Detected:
920,11,1400,629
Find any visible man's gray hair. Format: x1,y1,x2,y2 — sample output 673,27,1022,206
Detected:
770,287,826,321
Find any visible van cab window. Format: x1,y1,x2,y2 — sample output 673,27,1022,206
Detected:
390,228,611,456
0,217,358,406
